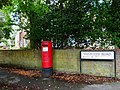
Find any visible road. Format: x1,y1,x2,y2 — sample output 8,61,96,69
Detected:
0,68,120,90
0,68,84,90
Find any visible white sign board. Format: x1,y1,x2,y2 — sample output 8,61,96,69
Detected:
43,47,48,52
81,51,115,60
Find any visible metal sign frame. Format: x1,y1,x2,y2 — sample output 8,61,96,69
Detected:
80,50,116,78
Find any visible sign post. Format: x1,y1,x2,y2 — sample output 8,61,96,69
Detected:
80,50,116,78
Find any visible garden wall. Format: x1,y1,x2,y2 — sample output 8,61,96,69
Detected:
0,49,120,78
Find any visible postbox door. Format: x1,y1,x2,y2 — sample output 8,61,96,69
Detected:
41,41,52,68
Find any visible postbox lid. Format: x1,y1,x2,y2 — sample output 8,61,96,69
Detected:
41,41,52,45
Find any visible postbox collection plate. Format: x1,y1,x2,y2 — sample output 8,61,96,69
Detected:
43,47,48,52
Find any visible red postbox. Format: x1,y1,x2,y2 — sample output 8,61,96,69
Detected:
41,41,53,77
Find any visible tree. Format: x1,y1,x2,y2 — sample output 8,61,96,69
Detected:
34,0,96,49
16,0,49,48
0,0,11,9
102,0,120,48
37,0,120,49
0,10,5,39
1,0,49,48
0,0,12,39
111,0,120,48
1,0,120,49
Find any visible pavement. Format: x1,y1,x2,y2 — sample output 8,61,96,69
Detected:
0,68,120,90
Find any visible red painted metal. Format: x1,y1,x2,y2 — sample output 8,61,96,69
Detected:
41,41,52,68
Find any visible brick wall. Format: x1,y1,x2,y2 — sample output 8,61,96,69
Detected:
0,49,120,78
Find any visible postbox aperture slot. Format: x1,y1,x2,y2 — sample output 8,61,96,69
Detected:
42,45,48,47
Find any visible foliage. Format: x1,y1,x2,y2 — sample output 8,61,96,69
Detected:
1,0,49,47
33,0,117,49
0,0,12,40
0,0,11,9
32,0,91,48
0,10,5,39
1,0,120,49
110,0,120,48
1,5,14,39
17,0,49,48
